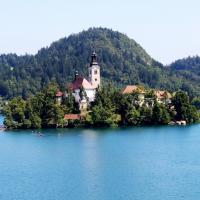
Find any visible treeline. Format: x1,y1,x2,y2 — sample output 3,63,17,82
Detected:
169,56,200,97
87,85,199,127
3,83,200,129
3,84,79,129
1,28,200,99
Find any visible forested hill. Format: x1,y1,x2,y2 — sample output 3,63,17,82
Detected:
0,27,199,98
170,56,200,71
169,56,200,96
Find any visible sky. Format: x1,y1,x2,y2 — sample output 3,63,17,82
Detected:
0,0,200,64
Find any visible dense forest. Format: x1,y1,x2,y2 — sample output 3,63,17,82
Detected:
0,27,200,99
170,56,200,97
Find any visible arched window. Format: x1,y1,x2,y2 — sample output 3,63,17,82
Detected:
94,69,98,75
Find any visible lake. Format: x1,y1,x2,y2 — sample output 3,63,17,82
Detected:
1,115,200,200
0,114,4,125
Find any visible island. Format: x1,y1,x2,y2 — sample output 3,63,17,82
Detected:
2,53,199,129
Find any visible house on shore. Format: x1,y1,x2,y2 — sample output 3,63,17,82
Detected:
122,85,146,107
154,90,172,105
121,85,172,107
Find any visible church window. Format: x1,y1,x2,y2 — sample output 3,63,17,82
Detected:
95,78,97,81
94,69,98,75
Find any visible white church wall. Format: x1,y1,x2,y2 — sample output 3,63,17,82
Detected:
73,89,81,102
73,88,96,103
85,89,96,102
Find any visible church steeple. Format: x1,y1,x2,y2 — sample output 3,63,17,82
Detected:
90,52,98,66
88,52,100,88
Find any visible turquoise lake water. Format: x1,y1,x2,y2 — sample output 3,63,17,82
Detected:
1,115,200,200
0,115,4,125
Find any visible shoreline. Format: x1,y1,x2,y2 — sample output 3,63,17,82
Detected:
2,122,198,132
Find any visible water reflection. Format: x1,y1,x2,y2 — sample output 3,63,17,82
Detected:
81,129,103,199
1,119,200,199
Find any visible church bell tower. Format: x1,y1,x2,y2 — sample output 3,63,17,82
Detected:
88,52,100,88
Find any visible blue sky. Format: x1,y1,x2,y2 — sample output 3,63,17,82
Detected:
0,0,200,64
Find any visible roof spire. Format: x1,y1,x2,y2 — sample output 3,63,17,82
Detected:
90,52,98,66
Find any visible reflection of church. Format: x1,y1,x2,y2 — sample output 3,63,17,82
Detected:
68,52,101,111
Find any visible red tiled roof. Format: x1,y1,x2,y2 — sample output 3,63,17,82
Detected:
68,75,94,90
55,91,63,97
122,85,145,94
154,90,172,99
64,114,81,120
82,79,95,89
69,76,84,90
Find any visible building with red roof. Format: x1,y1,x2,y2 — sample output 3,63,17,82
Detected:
55,91,63,97
122,85,145,94
68,52,101,110
64,114,81,120
55,91,63,105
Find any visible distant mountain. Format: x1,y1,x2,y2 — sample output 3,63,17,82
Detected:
169,56,200,96
0,27,199,98
170,56,200,71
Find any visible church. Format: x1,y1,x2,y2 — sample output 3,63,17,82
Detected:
68,52,101,111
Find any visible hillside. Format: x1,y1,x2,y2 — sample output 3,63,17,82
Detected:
169,56,200,96
171,56,200,70
0,27,199,98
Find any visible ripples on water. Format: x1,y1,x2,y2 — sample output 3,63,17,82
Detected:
1,114,200,200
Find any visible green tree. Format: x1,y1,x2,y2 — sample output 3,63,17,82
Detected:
3,97,26,128
192,97,200,110
117,93,141,125
172,91,199,123
62,91,79,114
90,104,120,127
30,114,42,129
152,103,171,125
125,106,140,125
90,85,120,127
139,105,153,125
